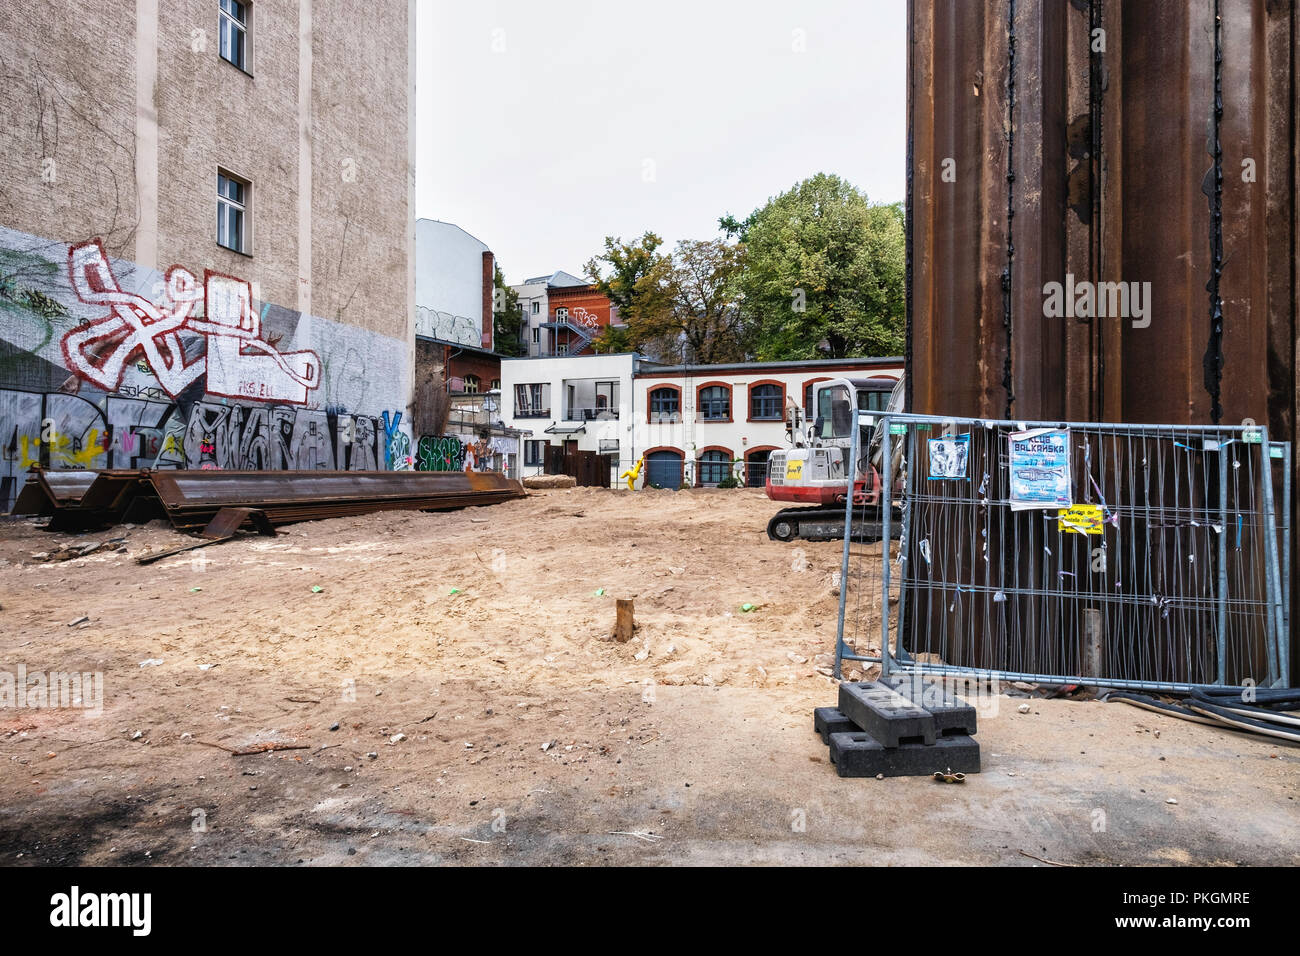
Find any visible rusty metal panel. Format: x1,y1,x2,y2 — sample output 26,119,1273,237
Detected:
910,0,1013,419
909,0,1298,682
142,469,525,530
910,0,1294,426
145,469,520,508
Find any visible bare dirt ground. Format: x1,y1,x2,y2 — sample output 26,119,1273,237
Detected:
0,486,1295,866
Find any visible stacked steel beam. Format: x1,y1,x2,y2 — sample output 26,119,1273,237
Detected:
9,468,525,533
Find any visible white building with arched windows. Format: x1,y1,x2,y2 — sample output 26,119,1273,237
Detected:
500,353,903,487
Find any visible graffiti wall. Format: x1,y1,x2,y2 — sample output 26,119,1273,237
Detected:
416,434,466,472
0,225,412,510
415,306,481,349
412,434,514,474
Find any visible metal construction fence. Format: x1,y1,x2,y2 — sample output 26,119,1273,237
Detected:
836,412,1293,692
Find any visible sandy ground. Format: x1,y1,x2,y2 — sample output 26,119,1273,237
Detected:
0,486,1296,866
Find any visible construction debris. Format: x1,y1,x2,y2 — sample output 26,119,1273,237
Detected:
30,539,127,562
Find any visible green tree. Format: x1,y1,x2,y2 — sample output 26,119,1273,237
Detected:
735,173,904,359
584,231,672,321
590,324,634,354
491,264,526,357
658,238,750,364
587,234,749,364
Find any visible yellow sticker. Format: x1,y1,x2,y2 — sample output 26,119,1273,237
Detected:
785,460,804,480
1058,503,1104,534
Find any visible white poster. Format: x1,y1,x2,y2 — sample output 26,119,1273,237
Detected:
1007,427,1072,511
927,434,970,479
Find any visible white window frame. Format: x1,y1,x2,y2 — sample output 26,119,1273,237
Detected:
219,0,251,73
216,169,251,254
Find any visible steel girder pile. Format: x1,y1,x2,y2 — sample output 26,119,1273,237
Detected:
10,467,526,534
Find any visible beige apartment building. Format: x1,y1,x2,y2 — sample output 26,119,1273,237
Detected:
0,0,417,501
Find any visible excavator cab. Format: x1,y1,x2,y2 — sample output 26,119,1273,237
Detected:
764,376,902,542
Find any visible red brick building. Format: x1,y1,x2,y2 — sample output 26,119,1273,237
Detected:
542,284,618,356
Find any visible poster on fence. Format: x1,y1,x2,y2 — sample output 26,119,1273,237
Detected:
927,434,970,479
1007,427,1072,510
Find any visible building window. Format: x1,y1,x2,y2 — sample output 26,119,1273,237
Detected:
698,449,732,486
524,440,545,466
698,385,730,421
803,379,832,418
532,327,540,343
532,301,540,314
649,387,680,422
557,344,568,355
216,170,249,254
555,307,569,322
750,383,783,420
490,379,500,391
219,0,249,72
463,374,480,394
514,383,550,418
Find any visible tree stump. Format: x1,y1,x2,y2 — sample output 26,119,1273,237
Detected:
612,599,635,643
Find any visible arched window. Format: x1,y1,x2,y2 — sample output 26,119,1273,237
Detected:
803,377,831,418
745,447,778,487
749,382,783,420
463,374,480,394
698,385,730,421
649,387,680,422
698,449,732,486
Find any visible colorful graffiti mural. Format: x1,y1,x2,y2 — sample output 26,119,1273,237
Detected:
0,225,413,511
0,387,401,506
416,434,465,472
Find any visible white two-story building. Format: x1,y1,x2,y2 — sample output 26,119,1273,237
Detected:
633,357,903,489
500,352,647,476
501,353,903,487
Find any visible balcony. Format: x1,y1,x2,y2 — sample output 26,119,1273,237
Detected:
446,392,503,429
515,407,552,419
567,406,620,422
562,377,620,422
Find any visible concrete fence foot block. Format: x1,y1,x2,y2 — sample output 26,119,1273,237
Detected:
838,680,938,747
829,732,981,778
813,706,858,745
878,674,979,736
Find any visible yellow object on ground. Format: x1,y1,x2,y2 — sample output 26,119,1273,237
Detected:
620,455,647,491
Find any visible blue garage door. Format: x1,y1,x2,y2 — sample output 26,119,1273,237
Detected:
646,450,683,490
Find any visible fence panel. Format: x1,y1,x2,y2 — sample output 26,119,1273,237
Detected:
837,413,1291,691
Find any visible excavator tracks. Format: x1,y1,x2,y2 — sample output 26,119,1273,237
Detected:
766,504,900,543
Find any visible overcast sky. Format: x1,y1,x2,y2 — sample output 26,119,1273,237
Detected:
415,0,906,284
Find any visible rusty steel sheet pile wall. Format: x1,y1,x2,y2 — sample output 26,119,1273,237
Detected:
908,0,1299,683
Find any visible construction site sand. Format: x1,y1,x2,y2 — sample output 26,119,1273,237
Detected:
0,487,1295,865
